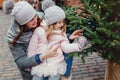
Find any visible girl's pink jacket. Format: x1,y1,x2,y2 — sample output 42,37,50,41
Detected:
27,26,82,77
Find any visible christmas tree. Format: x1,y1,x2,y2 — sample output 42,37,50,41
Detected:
63,0,120,64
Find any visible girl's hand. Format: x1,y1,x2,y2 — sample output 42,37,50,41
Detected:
69,30,83,40
40,45,59,61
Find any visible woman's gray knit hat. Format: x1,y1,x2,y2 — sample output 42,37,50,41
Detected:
41,0,55,11
11,1,36,25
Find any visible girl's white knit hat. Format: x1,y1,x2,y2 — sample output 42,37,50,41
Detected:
11,1,36,25
44,5,66,25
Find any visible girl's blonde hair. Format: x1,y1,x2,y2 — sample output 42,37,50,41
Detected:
46,21,66,40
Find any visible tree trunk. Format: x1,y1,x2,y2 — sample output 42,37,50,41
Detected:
105,60,120,80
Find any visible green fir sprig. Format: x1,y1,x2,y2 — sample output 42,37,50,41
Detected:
63,0,120,64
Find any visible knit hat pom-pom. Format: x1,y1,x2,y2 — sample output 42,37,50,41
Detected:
42,0,55,11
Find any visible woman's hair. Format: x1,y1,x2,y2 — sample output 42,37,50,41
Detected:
37,17,42,27
12,25,27,46
12,16,43,46
46,21,66,40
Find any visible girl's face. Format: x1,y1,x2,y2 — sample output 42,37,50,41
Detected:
26,15,38,28
54,19,64,30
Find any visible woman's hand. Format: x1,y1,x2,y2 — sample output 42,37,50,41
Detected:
69,29,83,40
40,45,59,61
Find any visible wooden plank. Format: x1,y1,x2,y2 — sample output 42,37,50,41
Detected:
0,0,4,8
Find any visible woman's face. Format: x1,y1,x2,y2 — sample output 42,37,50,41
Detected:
26,15,38,28
54,19,64,30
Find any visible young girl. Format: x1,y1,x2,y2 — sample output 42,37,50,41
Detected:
27,4,89,80
41,0,77,80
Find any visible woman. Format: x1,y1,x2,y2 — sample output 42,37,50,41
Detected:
6,1,58,80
